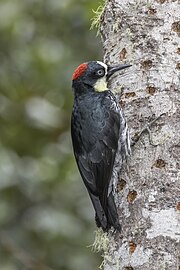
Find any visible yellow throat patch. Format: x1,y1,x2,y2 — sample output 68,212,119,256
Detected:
94,77,108,92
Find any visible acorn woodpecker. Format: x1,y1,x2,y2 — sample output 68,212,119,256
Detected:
71,61,131,232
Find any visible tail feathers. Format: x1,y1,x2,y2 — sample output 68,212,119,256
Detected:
107,192,121,232
90,191,121,232
88,192,108,231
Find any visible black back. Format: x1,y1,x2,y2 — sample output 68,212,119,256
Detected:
71,89,120,231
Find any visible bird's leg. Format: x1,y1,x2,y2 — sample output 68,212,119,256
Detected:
131,113,165,146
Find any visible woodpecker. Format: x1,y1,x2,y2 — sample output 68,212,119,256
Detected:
71,61,131,232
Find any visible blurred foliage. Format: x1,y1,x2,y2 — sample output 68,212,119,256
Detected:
0,0,103,269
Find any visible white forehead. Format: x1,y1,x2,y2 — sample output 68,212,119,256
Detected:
96,61,108,75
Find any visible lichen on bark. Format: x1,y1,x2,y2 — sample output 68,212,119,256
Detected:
100,0,180,269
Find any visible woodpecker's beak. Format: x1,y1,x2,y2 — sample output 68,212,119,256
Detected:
107,64,132,80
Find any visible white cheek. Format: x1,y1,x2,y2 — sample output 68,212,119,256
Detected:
94,77,108,92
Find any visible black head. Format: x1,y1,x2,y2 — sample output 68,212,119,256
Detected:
72,61,131,92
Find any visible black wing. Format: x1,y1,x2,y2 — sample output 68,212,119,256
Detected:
71,98,120,230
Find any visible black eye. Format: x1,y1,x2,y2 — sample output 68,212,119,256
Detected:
96,69,104,77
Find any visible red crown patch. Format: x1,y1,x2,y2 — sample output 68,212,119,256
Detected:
72,63,88,80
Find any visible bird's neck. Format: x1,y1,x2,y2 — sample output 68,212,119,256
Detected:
72,81,109,99
73,81,94,96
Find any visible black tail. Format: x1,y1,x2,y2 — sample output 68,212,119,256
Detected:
88,192,108,231
107,191,121,232
91,191,121,232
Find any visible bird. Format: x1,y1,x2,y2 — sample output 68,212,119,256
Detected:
71,61,131,232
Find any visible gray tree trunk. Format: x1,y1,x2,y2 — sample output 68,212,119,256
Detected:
100,0,180,269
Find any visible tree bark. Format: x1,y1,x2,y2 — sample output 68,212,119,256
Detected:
100,0,180,269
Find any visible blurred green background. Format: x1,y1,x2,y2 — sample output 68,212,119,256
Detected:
0,0,102,269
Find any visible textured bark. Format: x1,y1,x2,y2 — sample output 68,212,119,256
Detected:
100,0,180,269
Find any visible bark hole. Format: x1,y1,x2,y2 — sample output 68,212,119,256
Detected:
124,92,136,98
129,242,137,254
146,86,157,95
176,63,180,70
141,60,153,70
152,159,166,169
147,8,157,15
117,179,127,192
176,202,180,211
127,190,137,203
155,0,167,4
172,21,180,36
119,48,128,61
